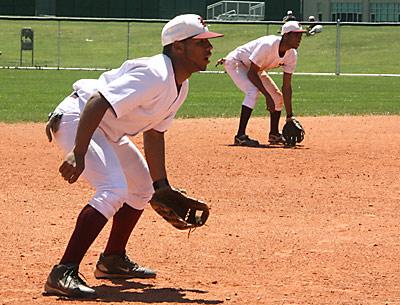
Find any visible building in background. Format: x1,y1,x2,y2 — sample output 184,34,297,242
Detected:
303,0,400,22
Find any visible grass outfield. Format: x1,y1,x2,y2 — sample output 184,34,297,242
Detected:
1,20,400,74
0,69,399,122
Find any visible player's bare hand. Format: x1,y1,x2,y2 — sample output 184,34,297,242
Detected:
59,151,85,184
45,112,63,142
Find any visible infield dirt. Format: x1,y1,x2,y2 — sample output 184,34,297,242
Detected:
1,116,399,305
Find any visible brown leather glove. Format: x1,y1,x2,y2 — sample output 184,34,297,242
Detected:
150,184,209,230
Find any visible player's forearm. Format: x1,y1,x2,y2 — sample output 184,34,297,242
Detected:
143,129,167,183
282,73,294,117
74,92,110,154
282,85,293,117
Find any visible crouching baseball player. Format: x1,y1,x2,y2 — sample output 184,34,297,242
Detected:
43,14,223,299
306,15,323,36
218,21,306,147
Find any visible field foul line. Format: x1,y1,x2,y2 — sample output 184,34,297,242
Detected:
1,65,400,77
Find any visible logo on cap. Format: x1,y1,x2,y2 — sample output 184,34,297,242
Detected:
161,14,223,46
198,16,206,28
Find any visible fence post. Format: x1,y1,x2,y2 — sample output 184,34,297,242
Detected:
335,19,341,75
57,20,61,69
127,21,131,60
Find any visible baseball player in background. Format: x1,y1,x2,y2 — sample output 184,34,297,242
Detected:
43,14,223,299
282,10,297,23
306,15,323,36
218,21,306,146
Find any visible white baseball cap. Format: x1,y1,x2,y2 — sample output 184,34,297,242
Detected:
281,21,307,35
161,14,223,46
287,10,293,15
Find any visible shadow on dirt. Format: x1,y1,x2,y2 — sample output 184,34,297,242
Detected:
226,143,308,149
54,280,224,303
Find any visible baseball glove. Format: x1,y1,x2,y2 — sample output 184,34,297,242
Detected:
150,186,209,230
282,117,305,147
307,24,323,36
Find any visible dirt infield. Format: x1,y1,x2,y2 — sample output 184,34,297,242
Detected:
1,116,400,305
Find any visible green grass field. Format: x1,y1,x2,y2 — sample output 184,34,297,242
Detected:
1,20,400,74
1,19,399,122
1,69,399,122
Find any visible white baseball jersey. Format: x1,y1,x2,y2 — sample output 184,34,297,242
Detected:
53,54,189,218
224,35,298,109
57,54,188,142
226,35,297,74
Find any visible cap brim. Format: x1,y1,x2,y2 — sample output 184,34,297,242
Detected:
192,31,224,40
290,30,307,33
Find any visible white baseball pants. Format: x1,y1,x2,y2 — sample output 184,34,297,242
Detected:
53,97,154,219
224,59,283,110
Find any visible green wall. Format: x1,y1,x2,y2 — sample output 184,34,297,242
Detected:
0,0,35,16
265,0,301,21
0,0,299,20
54,0,215,18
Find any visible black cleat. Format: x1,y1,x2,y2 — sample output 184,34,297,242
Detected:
44,264,96,299
94,252,157,279
234,134,259,147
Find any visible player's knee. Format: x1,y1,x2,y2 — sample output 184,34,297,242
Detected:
89,188,129,219
125,185,154,211
243,89,259,109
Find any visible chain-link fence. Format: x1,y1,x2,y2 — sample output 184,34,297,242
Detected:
1,16,399,75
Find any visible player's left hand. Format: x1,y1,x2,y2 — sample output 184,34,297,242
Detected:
282,117,305,147
150,185,209,230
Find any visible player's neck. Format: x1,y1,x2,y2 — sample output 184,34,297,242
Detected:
279,38,291,56
170,56,192,86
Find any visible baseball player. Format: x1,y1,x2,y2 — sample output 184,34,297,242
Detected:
306,16,323,36
283,10,296,23
43,14,223,299
219,21,306,146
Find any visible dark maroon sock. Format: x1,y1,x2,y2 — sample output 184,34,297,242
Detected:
60,205,108,265
237,105,253,136
103,204,143,256
270,111,282,134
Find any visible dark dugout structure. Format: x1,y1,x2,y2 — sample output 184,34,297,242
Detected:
0,0,301,21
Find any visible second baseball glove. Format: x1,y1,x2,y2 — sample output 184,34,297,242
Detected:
150,186,209,230
282,117,305,147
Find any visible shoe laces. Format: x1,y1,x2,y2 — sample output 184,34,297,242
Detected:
237,135,257,143
63,267,88,288
122,254,139,270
